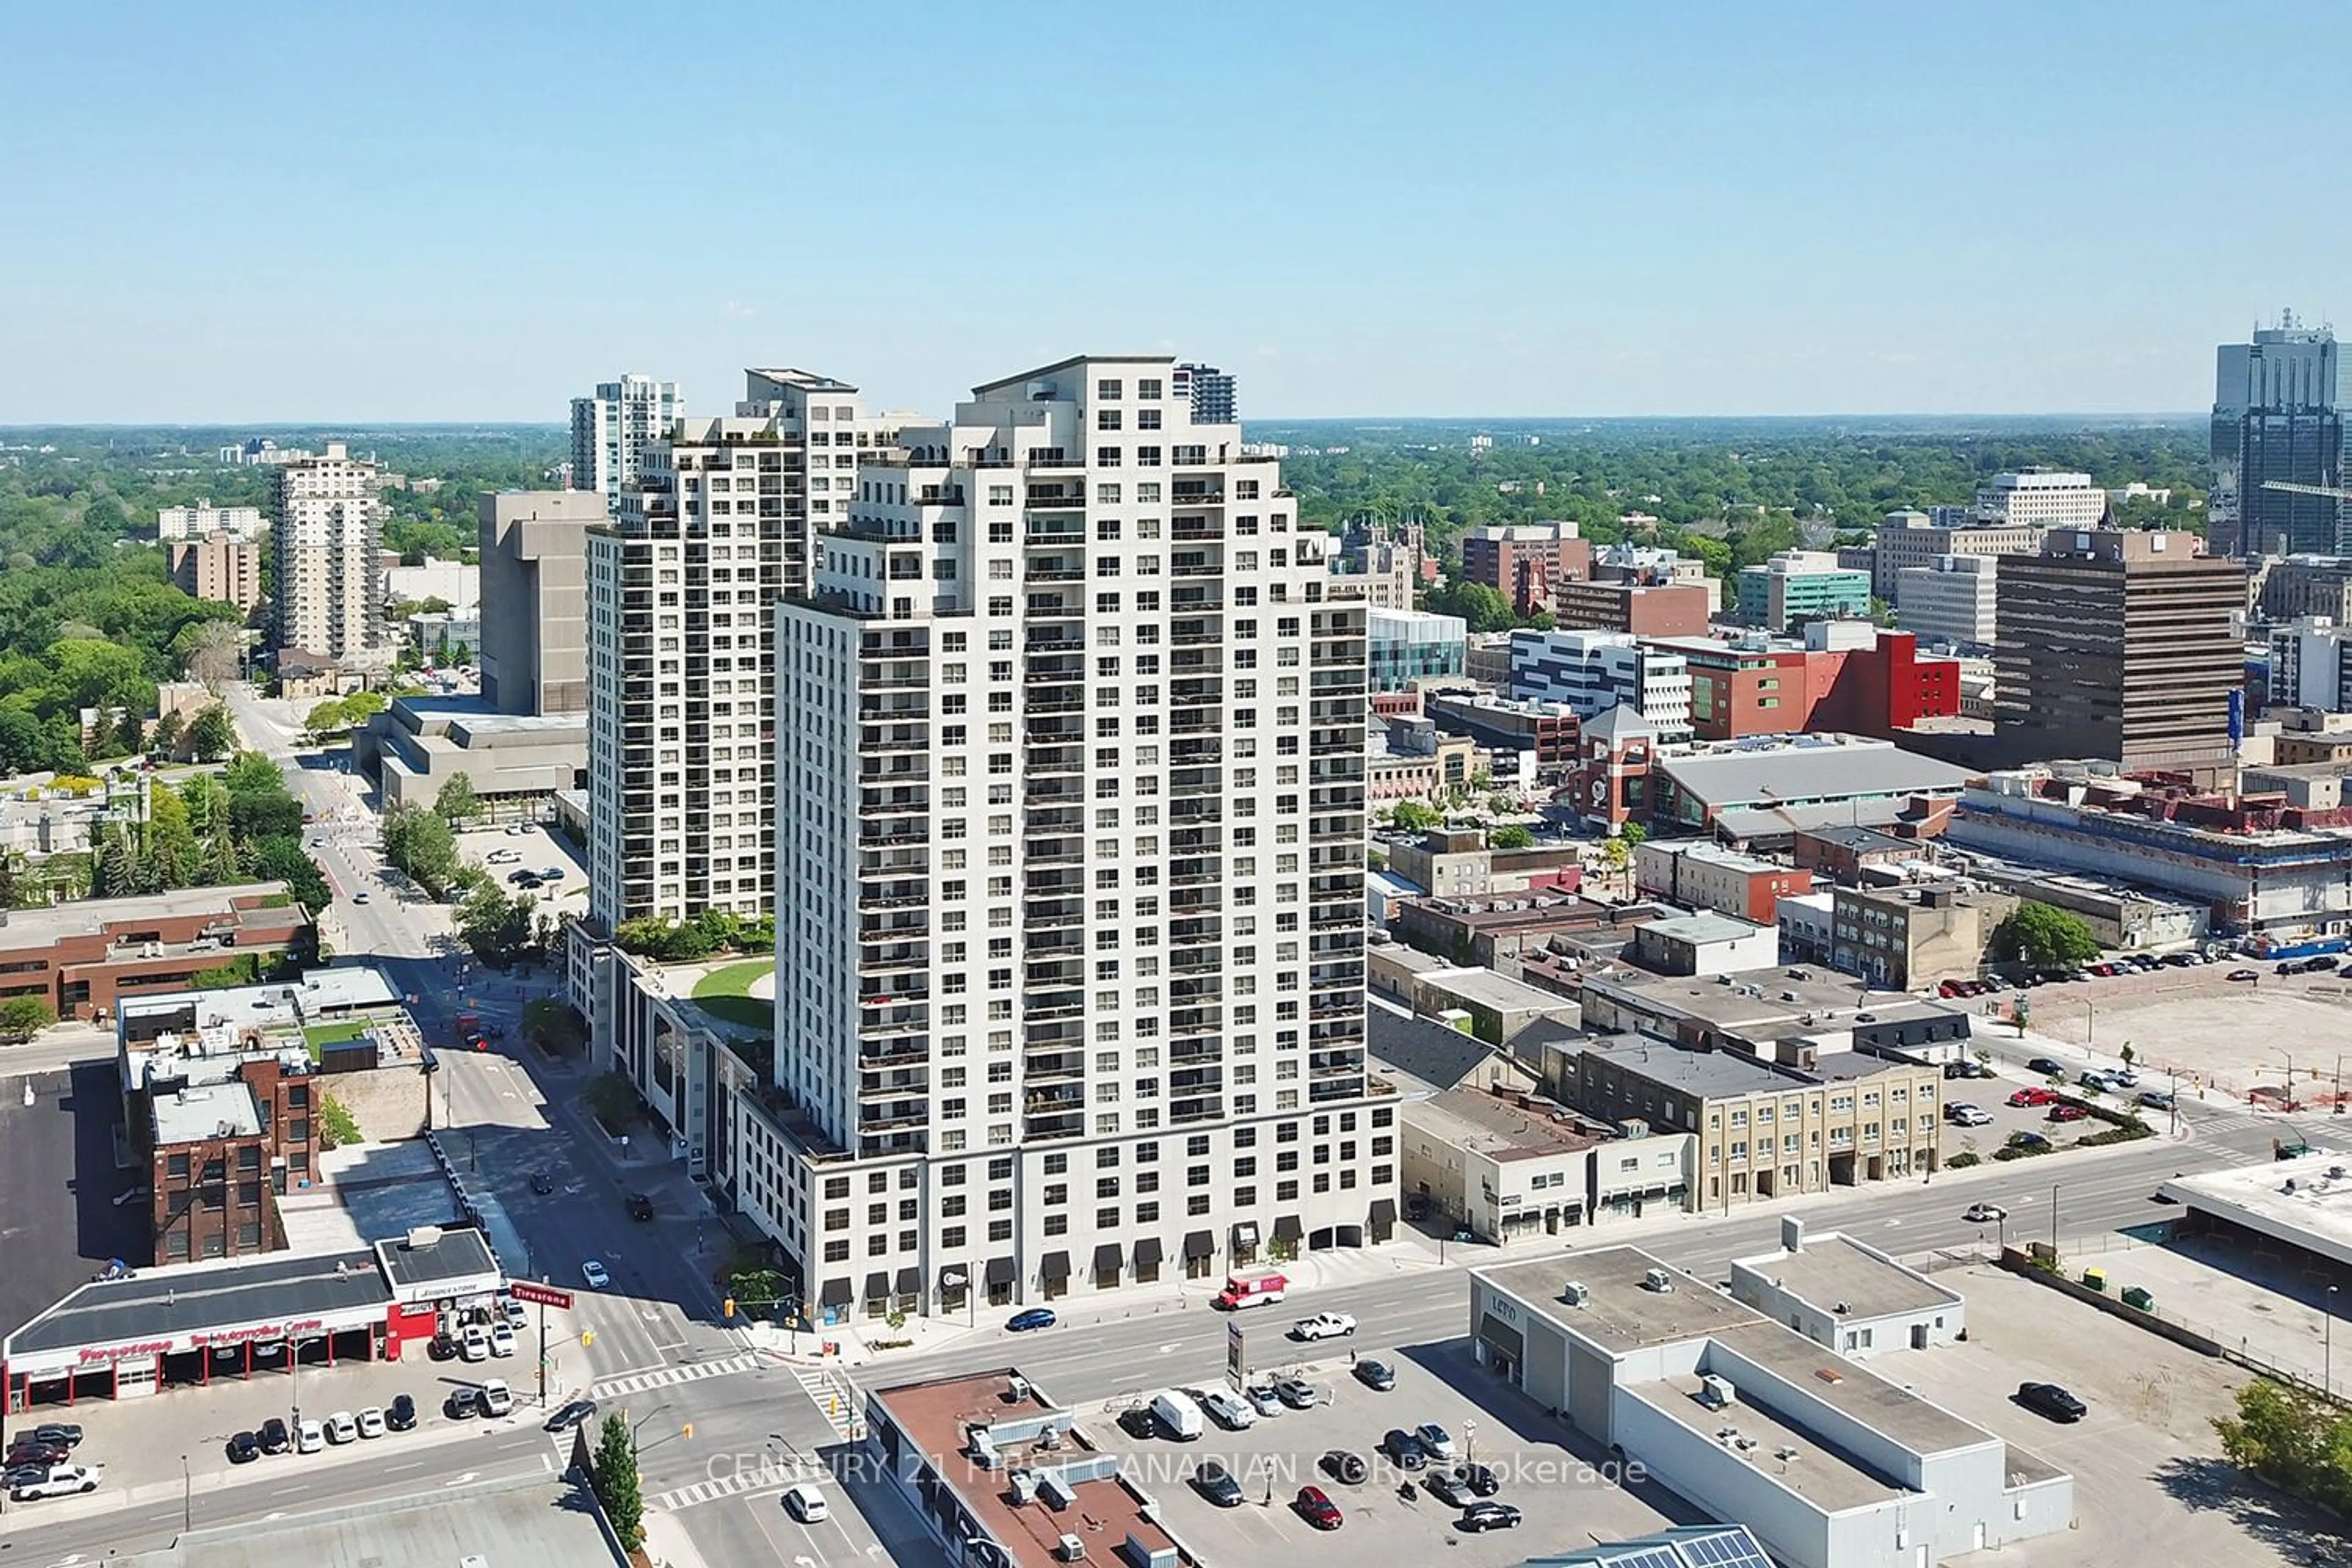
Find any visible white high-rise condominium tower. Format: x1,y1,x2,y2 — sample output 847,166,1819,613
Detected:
586,369,894,929
746,353,1394,1322
270,440,385,663
571,375,685,519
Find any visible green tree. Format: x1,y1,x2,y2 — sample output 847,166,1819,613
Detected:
187,703,236,761
1388,800,1442,832
590,1413,647,1552
145,778,199,889
521,997,589,1057
381,804,460,893
1491,823,1536,850
247,835,331,911
454,882,537,968
586,1071,636,1130
304,698,349,737
0,995,55,1040
150,707,184,758
90,826,139,898
1991,902,2101,968
434,771,481,825
1427,579,1516,633
2213,1378,2352,1514
1620,821,1648,846
317,1092,362,1148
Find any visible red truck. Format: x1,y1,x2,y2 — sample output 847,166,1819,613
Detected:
1214,1270,1289,1311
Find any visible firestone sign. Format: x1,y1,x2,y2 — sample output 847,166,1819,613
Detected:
63,1316,333,1368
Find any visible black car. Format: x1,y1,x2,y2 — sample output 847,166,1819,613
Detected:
258,1417,290,1455
447,1387,482,1420
429,1331,457,1361
1320,1449,1368,1486
1455,1463,1500,1497
530,1171,556,1196
1381,1428,1430,1469
544,1397,600,1433
627,1193,656,1221
1352,1357,1396,1392
1117,1406,1159,1441
1423,1469,1473,1507
2026,1057,2068,1078
1190,1459,1246,1508
2017,1382,2087,1422
1459,1501,1523,1532
386,1394,418,1432
2312,955,2342,972
226,1431,260,1465
29,1425,82,1450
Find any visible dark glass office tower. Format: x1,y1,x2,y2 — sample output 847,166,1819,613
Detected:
2212,311,2343,557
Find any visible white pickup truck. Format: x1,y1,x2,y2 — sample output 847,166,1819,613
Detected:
1290,1311,1358,1341
10,1463,104,1502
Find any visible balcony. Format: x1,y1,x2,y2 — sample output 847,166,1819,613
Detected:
1025,1052,1085,1084
1024,1110,1085,1142
858,1107,929,1133
859,943,929,973
1026,451,1085,470
860,1042,928,1068
1025,564,1084,584
1169,1098,1225,1126
1025,489,1085,510
858,1072,929,1101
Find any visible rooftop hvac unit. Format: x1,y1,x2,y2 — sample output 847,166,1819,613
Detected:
1008,1470,1037,1504
405,1224,443,1250
1055,1534,1086,1562
1006,1375,1031,1403
1643,1267,1675,1294
1699,1375,1736,1408
1038,1473,1076,1510
1561,1281,1589,1307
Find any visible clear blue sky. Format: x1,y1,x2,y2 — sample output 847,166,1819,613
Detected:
4,1,2342,423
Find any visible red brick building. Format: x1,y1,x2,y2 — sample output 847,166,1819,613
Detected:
1565,704,1657,830
1642,626,1961,742
1550,579,1712,638
0,884,310,1022
1461,524,1593,616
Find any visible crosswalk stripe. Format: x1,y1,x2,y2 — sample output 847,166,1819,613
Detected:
588,1351,763,1401
650,1457,827,1513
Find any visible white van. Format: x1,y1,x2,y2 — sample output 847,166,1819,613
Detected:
782,1483,829,1523
1150,1389,1204,1442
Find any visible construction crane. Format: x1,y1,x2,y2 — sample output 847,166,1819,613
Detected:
2260,479,2352,502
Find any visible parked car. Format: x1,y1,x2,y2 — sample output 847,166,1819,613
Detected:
490,1324,518,1357
1353,1357,1397,1391
2008,1087,2060,1107
447,1387,481,1420
28,1424,82,1450
480,1380,514,1417
1455,1462,1501,1496
388,1394,417,1432
461,1324,489,1360
323,1411,358,1446
1199,1387,1256,1430
1945,1105,1992,1127
429,1331,457,1361
259,1417,291,1454
1116,1406,1159,1441
2047,1103,2090,1123
9,1463,102,1501
226,1431,260,1465
1381,1428,1430,1468
1423,1468,1474,1507
502,1298,529,1333
581,1259,611,1290
2027,1057,2068,1078
295,1420,325,1455
6,1442,69,1468
545,1398,599,1433
2139,1090,2177,1111
1245,1381,1286,1417
356,1406,386,1439
1415,1422,1458,1460
2229,968,2262,982
540,867,567,881
1459,1501,1524,1532
2017,1381,2087,1422
1291,1311,1357,1341
1274,1376,1319,1409
1006,1307,1055,1332
1190,1460,1246,1508
1294,1485,1345,1531
507,870,541,887
2008,1131,2052,1151
782,1482,829,1523
1321,1449,1369,1485
2310,955,2340,971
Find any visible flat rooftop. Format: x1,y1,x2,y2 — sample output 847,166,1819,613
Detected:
1709,1320,1993,1455
1585,965,1951,1036
871,1368,1179,1568
153,1081,262,1144
116,1472,626,1568
373,1225,502,1293
1732,1231,1961,1322
1577,1040,1814,1099
1477,1247,1760,1353
1640,911,1770,946
0,882,288,948
1624,1370,1907,1512
7,1246,390,1358
1411,1085,1601,1161
2159,1150,2352,1270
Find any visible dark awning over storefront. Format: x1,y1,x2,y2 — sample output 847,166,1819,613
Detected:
1183,1231,1214,1260
1273,1215,1303,1243
1368,1198,1397,1227
1479,1313,1525,1363
1039,1251,1071,1281
895,1267,921,1297
820,1277,853,1307
1134,1238,1164,1268
986,1257,1017,1286
865,1272,891,1302
1093,1242,1123,1273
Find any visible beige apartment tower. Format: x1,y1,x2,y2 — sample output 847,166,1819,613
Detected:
168,536,263,614
479,491,600,716
270,441,384,663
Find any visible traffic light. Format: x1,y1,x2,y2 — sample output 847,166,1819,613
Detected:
723,1297,736,1318
682,1422,694,1441
580,1329,595,1347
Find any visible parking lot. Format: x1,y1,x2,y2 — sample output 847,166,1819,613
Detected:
1082,1337,1694,1561
456,822,583,910
2024,960,2352,1107
1869,1262,2339,1567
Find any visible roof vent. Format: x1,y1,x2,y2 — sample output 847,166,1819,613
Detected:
1643,1267,1675,1294
404,1224,443,1250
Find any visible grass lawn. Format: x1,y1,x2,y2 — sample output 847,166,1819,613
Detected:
691,960,774,1030
300,1017,376,1063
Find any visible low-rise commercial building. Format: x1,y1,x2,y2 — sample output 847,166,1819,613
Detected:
1550,576,1713,638
1868,508,2043,600
0,883,310,1022
1368,606,1469,691
1650,736,1973,846
1402,1080,1692,1237
1730,1217,1966,1360
1391,891,1666,971
1829,883,2016,990
1510,630,1694,740
1634,840,1814,924
1389,828,1585,900
1366,715,1480,800
1567,968,1973,1064
357,697,588,815
1467,1249,2073,1568
1948,764,2352,941
1776,891,1836,966
1425,692,1583,768
1642,625,1962,742
1629,911,1779,977
1366,944,1585,1044
1792,825,1932,886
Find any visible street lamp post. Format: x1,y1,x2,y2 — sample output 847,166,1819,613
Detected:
180,1452,190,1532
2329,1286,2340,1396
2049,1182,2060,1259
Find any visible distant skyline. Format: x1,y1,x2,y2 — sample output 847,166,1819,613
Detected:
4,1,2344,424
